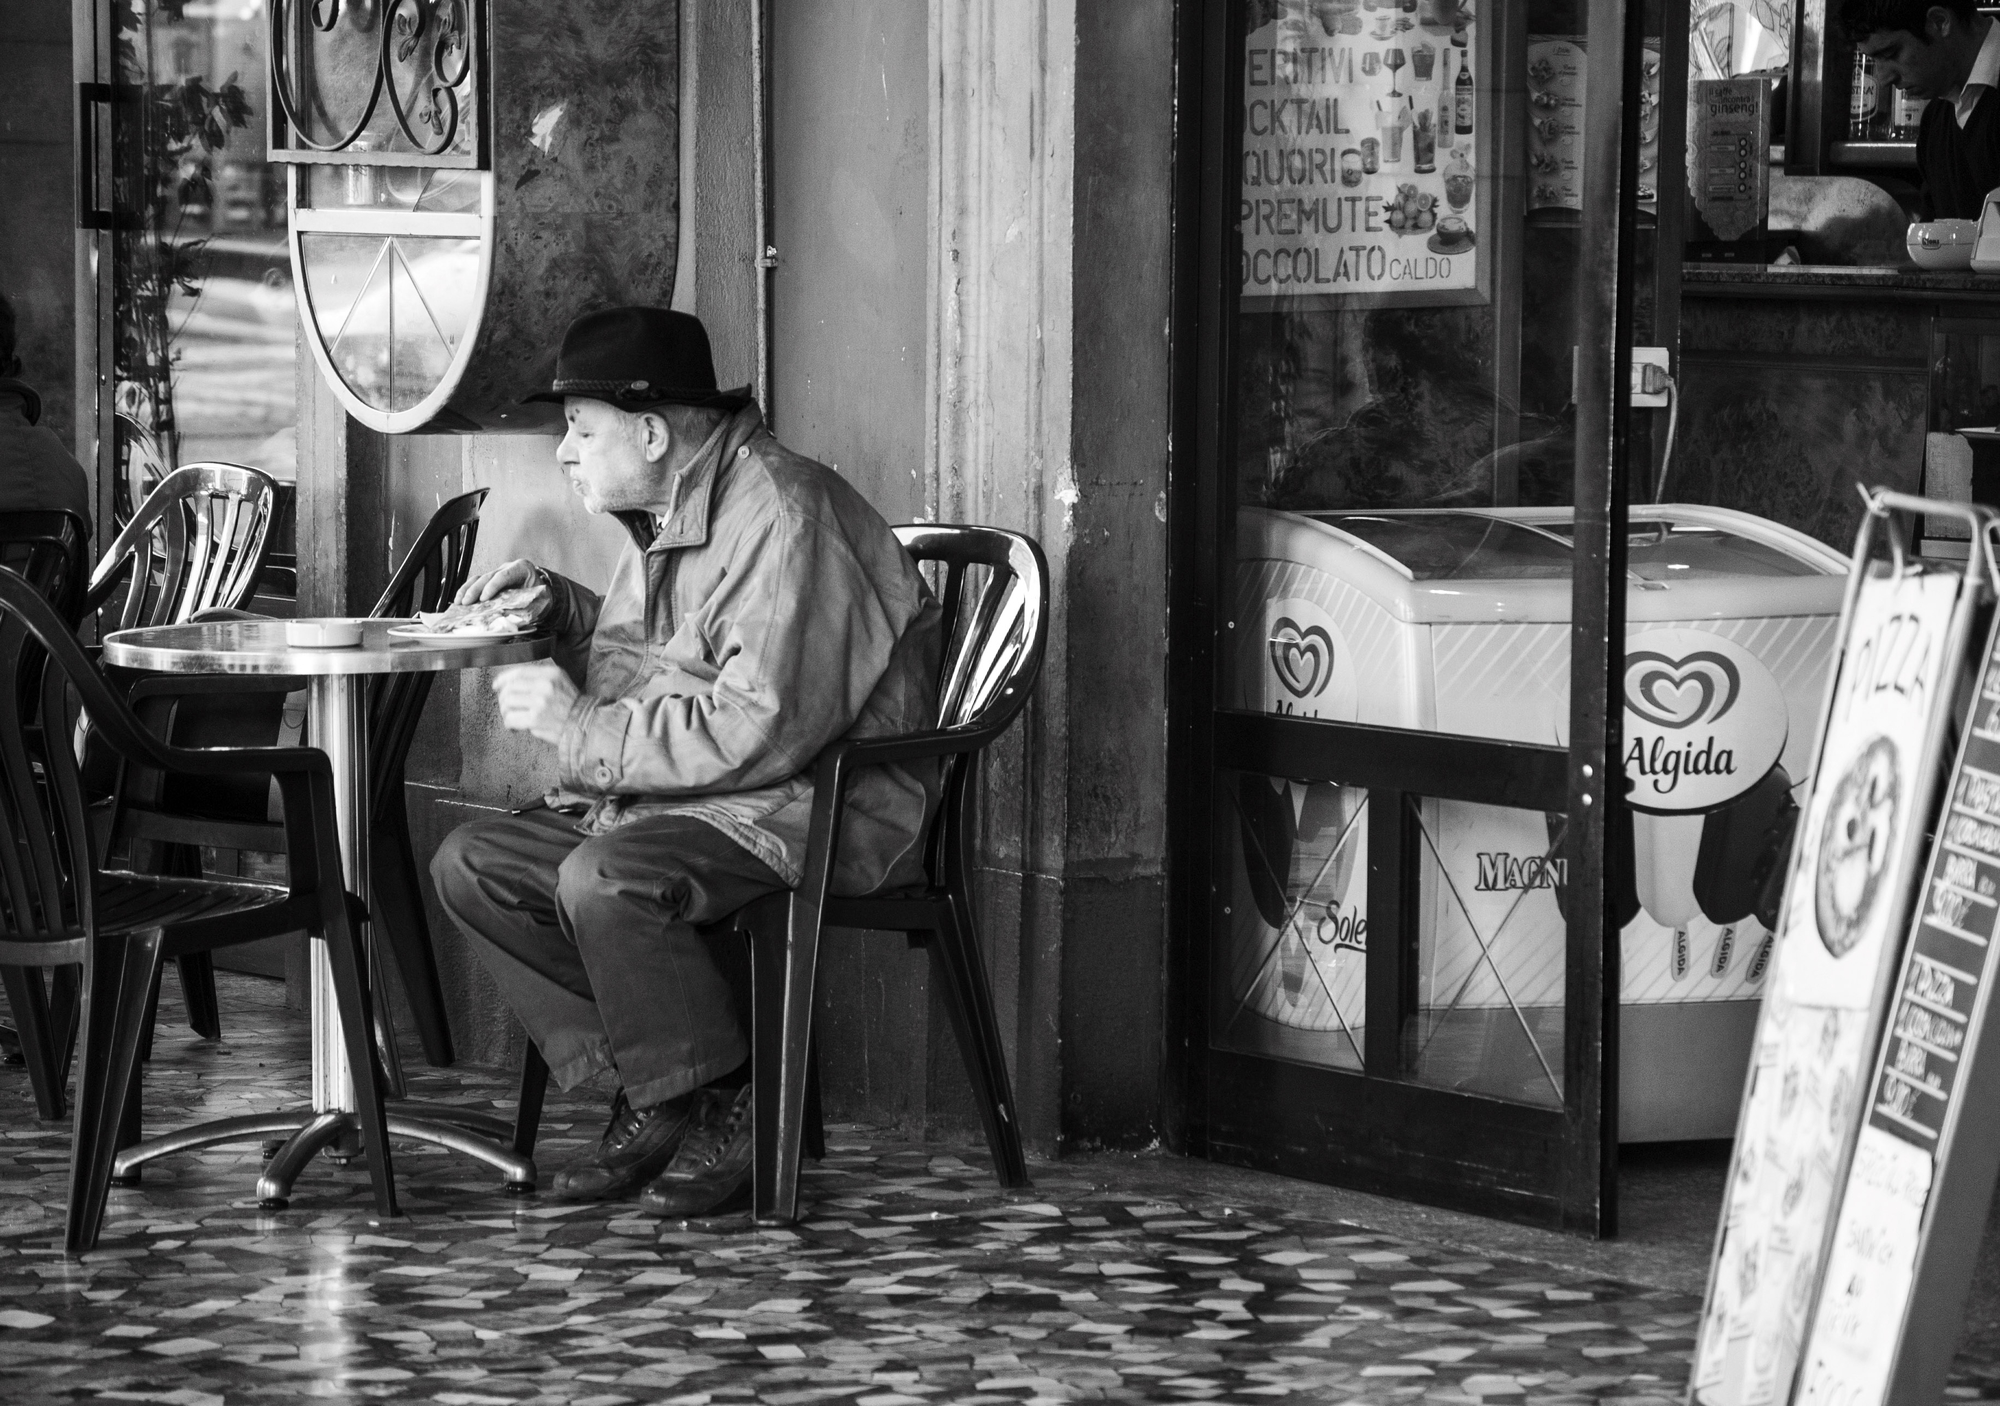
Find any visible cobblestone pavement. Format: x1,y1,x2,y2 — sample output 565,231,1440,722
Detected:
0,974,1993,1404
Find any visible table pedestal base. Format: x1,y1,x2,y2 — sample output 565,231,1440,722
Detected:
109,1105,539,1209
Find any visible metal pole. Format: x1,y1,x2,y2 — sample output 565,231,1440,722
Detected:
308,673,367,1113
751,0,774,421
1565,0,1646,1237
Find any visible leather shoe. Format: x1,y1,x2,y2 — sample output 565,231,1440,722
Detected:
639,1083,753,1218
553,1088,696,1200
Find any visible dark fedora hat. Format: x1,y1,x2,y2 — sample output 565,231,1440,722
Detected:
524,306,753,412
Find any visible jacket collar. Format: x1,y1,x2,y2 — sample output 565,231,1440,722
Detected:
0,379,42,427
650,403,766,551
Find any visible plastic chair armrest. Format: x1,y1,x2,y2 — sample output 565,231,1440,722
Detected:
792,726,993,901
831,726,994,771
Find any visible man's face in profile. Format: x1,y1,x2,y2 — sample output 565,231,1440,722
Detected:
1862,9,1963,100
557,398,666,515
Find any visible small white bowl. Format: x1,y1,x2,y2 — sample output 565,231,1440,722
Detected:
1908,220,1980,270
286,618,363,649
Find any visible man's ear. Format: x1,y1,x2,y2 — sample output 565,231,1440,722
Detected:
637,410,672,464
1928,4,1959,38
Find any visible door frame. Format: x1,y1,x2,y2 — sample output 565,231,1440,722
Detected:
1165,0,1649,1236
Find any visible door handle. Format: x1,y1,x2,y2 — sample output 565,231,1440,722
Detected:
78,81,113,231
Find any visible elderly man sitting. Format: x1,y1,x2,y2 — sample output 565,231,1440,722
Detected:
431,307,939,1217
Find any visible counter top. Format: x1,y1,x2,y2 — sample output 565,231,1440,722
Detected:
1683,263,2000,301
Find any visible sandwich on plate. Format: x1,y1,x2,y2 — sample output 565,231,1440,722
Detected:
412,584,541,636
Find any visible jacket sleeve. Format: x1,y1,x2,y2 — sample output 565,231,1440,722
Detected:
556,512,915,797
538,567,603,686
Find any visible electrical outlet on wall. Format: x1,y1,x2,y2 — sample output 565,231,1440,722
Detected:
1569,345,1674,406
1629,346,1672,407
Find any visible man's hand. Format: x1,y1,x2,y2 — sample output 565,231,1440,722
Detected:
492,661,580,744
456,558,554,622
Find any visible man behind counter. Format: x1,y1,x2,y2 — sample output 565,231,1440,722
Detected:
1843,0,2000,221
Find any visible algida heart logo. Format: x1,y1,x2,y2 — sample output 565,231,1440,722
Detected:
1268,617,1334,699
1624,650,1743,730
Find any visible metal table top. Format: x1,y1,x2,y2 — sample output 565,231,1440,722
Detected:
101,618,553,676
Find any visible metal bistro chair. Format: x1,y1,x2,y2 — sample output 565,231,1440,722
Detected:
0,569,395,1252
0,512,90,1106
507,524,1049,1223
108,488,491,1074
82,463,283,1050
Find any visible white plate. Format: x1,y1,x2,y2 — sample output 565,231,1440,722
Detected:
387,623,533,642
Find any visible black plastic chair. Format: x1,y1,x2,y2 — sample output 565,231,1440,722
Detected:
0,512,91,1111
0,568,395,1251
108,488,490,1070
83,462,284,1048
506,524,1048,1223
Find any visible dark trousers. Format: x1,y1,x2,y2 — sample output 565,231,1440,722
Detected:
430,808,785,1108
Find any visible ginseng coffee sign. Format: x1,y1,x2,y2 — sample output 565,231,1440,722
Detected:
1622,628,1787,815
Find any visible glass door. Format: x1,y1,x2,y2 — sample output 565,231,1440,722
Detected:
1177,0,1660,1234
77,0,298,593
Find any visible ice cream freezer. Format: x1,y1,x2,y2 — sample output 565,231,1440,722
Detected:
1224,504,1849,1140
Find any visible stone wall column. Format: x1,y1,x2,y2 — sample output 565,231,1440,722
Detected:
928,0,1173,1152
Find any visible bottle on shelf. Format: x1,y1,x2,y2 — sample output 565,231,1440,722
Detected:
1454,51,1473,135
1848,49,1878,140
1890,85,1926,139
1437,51,1454,148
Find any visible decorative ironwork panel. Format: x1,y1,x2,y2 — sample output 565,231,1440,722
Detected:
268,0,486,169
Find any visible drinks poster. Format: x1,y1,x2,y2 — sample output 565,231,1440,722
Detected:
1692,565,1970,1406
1240,0,1485,309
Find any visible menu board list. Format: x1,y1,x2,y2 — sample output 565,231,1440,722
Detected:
1524,37,1662,215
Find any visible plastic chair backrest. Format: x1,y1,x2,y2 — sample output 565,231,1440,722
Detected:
86,463,280,632
372,487,489,619
892,524,1048,741
0,512,90,729
367,489,489,802
0,512,90,631
0,569,98,943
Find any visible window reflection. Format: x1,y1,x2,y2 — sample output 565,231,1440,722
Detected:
298,232,480,414
112,0,298,523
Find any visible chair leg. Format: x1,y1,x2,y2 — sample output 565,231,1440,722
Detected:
176,953,221,1041
167,845,219,1040
512,1039,549,1161
66,930,163,1254
927,894,1030,1188
110,1035,146,1185
370,819,455,1067
137,966,161,1064
803,1035,827,1163
748,889,826,1225
1,965,66,1120
49,965,80,1089
744,894,789,1222
318,903,399,1220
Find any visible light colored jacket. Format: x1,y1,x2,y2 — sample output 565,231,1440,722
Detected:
540,404,942,894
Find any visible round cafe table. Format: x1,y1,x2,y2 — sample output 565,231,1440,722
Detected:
101,617,551,1208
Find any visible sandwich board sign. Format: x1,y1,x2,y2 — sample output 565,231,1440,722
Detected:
1794,562,2000,1405
1692,494,1990,1406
